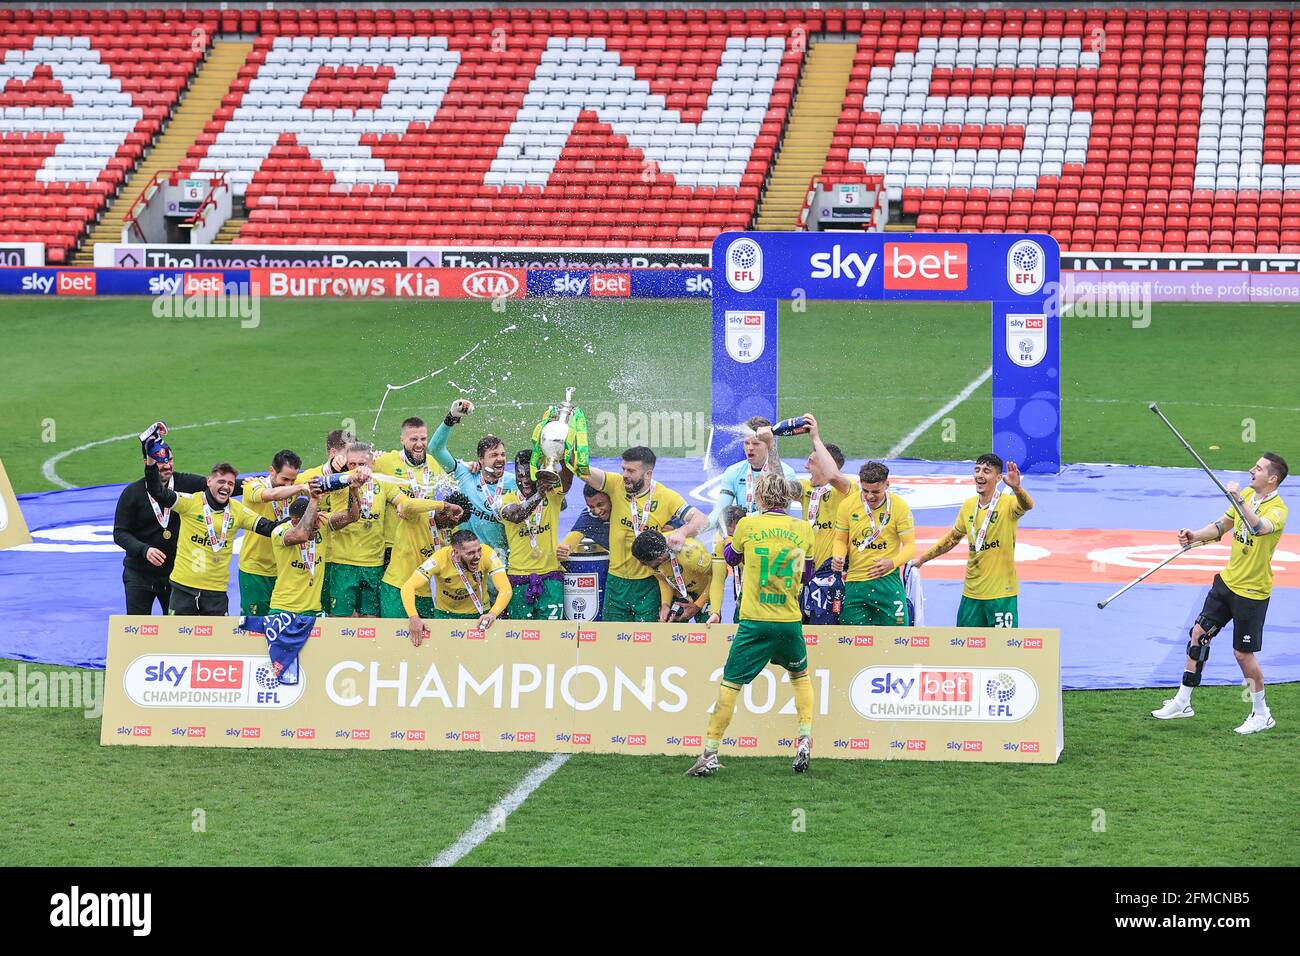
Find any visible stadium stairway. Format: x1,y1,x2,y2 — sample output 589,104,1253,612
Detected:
72,41,254,265
212,215,246,244
755,41,857,230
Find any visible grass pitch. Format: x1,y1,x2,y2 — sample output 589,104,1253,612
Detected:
1,659,1293,866
2,297,1297,492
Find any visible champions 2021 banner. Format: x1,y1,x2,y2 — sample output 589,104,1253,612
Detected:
102,617,1063,764
710,232,1062,474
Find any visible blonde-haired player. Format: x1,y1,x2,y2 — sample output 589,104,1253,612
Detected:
688,473,815,777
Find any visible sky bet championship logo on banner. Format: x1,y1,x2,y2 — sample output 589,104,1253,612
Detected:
848,666,1040,722
122,654,304,708
724,310,765,363
725,236,762,292
1006,314,1047,367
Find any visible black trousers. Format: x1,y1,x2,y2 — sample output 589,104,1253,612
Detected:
123,565,171,615
167,580,230,616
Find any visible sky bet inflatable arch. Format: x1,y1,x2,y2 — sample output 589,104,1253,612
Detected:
708,232,1062,474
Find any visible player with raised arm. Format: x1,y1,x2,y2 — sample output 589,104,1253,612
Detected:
428,399,518,558
498,449,570,620
1152,453,1288,733
374,416,444,566
687,473,815,777
576,446,709,622
402,529,512,646
267,481,361,616
912,454,1033,627
832,461,915,626
796,413,856,570
237,449,310,615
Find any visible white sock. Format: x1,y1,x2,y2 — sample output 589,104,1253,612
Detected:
1252,688,1268,713
1175,683,1193,706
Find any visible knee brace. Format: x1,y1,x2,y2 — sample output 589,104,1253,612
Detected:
1183,627,1215,685
1192,614,1222,641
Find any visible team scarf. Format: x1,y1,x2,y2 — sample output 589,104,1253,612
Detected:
528,405,590,478
806,483,831,525
454,557,487,614
202,498,235,552
628,480,657,535
856,492,893,551
969,487,1001,553
147,475,175,528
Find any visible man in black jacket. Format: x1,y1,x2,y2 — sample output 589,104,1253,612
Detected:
112,437,244,613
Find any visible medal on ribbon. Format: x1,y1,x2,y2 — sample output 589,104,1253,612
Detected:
856,493,892,552
454,557,487,614
203,500,234,553
628,480,656,535
806,483,830,525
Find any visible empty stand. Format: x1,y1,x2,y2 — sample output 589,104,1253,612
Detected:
0,7,212,262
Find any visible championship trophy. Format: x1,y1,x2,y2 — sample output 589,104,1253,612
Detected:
536,387,577,483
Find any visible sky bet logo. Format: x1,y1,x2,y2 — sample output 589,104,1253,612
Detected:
810,244,878,287
883,242,968,290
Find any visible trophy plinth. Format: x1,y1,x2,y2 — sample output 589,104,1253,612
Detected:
537,387,576,482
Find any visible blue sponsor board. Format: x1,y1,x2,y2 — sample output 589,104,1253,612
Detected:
0,268,253,296
524,268,710,298
709,232,1062,473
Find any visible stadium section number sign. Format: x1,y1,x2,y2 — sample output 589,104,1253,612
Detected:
102,617,1062,764
710,232,1062,473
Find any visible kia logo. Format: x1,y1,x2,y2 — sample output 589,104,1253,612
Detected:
462,270,519,298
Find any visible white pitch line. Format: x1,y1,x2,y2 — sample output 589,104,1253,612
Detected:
428,753,570,868
887,366,993,459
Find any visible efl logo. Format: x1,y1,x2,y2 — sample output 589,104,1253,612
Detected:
56,271,96,295
883,242,967,290
352,729,370,741
186,726,205,738
517,731,536,744
357,627,376,639
190,660,243,689
461,730,480,743
738,736,758,748
905,738,926,751
725,237,763,292
687,632,707,644
682,735,702,747
632,631,652,644
1023,638,1043,650
1021,741,1040,753
963,740,983,752
298,728,316,740
854,634,874,647
193,625,213,637
242,727,261,739
462,269,519,298
572,733,592,745
406,729,425,742
578,630,597,643
850,738,870,750
968,637,987,649
911,636,931,648
591,272,630,297
183,272,224,295
805,633,819,646
132,725,151,737
1007,239,1046,295
627,734,647,746
920,670,973,702
521,629,540,641
140,624,159,636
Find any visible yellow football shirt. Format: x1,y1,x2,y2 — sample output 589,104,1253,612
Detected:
298,465,348,562
170,493,261,592
732,512,813,622
237,477,293,577
269,520,333,613
954,492,1025,599
1220,489,1288,599
834,492,915,582
601,473,688,580
709,535,730,615
414,544,507,615
329,477,397,568
654,537,713,607
499,488,565,574
381,496,448,597
374,449,444,548
800,478,857,568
